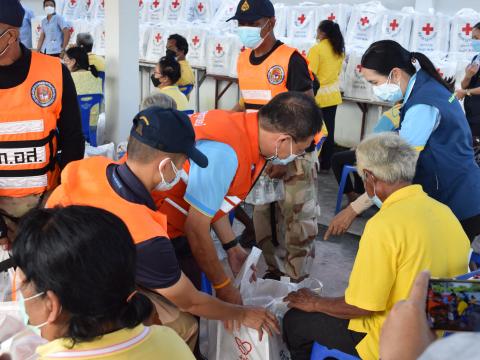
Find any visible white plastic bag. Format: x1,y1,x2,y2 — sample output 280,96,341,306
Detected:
145,0,165,23
194,0,221,23
377,8,414,49
343,52,374,100
229,35,244,79
31,17,43,51
287,5,319,39
206,34,238,76
274,4,287,39
139,24,152,60
211,0,238,34
144,25,169,62
345,1,386,54
92,22,105,56
138,0,148,23
316,4,352,35
449,9,480,57
410,12,450,56
0,320,47,360
186,26,210,67
63,0,88,21
84,142,115,159
164,0,196,24
92,0,105,21
245,176,285,206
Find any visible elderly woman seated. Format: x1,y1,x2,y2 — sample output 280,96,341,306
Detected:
11,206,194,360
282,133,470,360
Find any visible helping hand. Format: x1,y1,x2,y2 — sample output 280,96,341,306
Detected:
227,244,249,277
284,288,321,313
466,63,480,78
455,89,467,100
236,306,280,341
216,282,243,305
324,205,357,240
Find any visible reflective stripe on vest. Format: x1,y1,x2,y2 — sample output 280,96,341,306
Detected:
45,327,151,358
47,157,169,242
0,52,62,197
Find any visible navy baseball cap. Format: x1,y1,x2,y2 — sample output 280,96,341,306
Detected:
0,0,25,28
130,107,208,168
227,0,275,22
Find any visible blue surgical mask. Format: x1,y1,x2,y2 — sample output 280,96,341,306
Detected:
472,39,480,53
267,138,300,165
155,159,184,191
17,291,48,337
237,21,269,49
365,172,383,208
372,71,404,103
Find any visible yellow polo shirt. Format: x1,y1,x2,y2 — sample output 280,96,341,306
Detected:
307,39,344,108
158,86,193,112
36,325,195,359
88,53,105,72
345,185,470,360
177,59,195,87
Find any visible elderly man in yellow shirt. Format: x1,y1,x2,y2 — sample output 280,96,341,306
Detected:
307,20,345,172
283,133,470,360
167,34,194,98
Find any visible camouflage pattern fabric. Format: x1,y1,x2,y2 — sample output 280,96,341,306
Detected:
254,152,320,281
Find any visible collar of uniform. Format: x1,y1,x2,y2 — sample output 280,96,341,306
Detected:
112,163,157,211
245,112,262,164
403,72,417,104
161,85,179,90
36,324,148,358
382,184,424,209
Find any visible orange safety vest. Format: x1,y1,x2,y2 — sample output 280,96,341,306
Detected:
154,110,266,239
0,52,62,197
237,44,314,110
46,156,169,243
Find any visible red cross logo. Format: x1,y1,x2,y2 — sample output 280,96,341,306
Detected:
86,0,91,7
216,43,223,54
297,14,306,25
360,17,369,26
69,27,74,35
462,23,473,36
197,2,204,12
356,64,362,73
152,0,160,8
192,36,200,46
436,68,444,77
70,0,76,6
422,23,434,35
155,33,162,43
328,13,336,21
390,19,399,31
171,0,180,8
139,0,143,7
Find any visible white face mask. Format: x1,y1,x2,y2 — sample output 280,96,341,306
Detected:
44,6,55,15
266,137,301,165
155,158,184,191
17,291,48,337
372,71,404,103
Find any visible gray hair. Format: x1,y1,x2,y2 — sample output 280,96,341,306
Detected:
141,92,177,110
356,133,419,184
76,33,94,53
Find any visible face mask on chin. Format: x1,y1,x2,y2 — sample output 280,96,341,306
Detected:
155,159,184,191
265,137,299,165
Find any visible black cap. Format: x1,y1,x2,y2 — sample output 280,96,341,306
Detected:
227,0,275,22
130,107,208,168
0,0,25,28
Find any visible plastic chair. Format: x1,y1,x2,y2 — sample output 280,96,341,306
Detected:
78,94,104,147
229,210,235,225
201,272,213,295
183,110,194,116
98,71,106,92
179,84,194,97
455,269,480,280
335,165,358,214
470,252,480,268
310,343,360,360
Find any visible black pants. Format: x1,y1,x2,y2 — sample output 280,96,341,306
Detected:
171,236,202,290
469,122,480,138
320,105,338,170
461,214,480,243
331,150,364,194
283,308,365,360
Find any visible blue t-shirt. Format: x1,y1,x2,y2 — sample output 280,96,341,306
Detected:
40,14,69,54
20,7,34,49
184,140,238,217
399,73,441,151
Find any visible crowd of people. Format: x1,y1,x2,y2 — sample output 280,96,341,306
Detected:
1,0,480,359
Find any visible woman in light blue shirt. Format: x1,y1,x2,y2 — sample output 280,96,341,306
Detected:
36,0,70,57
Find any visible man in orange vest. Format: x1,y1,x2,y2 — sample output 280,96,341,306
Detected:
228,0,322,282
154,92,323,304
0,0,84,248
46,106,280,351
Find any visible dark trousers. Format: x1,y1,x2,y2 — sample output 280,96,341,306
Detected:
283,308,365,360
320,105,338,170
461,214,480,243
171,236,202,290
331,150,364,194
469,122,480,138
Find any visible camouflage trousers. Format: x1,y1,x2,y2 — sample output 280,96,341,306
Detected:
254,152,320,281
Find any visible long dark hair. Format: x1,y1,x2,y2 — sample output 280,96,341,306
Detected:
12,206,153,345
159,55,181,84
361,40,454,91
66,46,99,78
318,20,345,56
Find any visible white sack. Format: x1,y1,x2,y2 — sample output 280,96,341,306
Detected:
377,9,414,49
287,5,319,39
62,0,87,21
145,0,165,23
410,12,451,57
186,26,210,67
164,0,196,24
449,9,480,57
343,52,374,100
206,34,238,76
145,25,169,62
316,4,352,35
